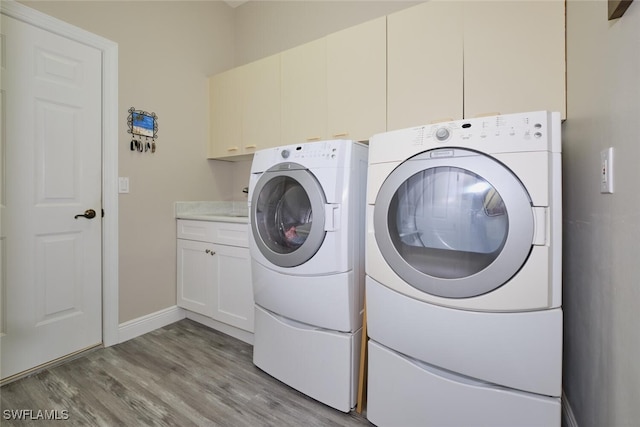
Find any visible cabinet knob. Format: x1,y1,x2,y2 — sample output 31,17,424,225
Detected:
205,249,216,256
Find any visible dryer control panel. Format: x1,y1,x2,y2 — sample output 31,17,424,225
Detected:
368,111,561,165
426,111,560,154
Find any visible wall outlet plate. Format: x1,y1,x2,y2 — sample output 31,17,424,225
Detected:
600,148,614,194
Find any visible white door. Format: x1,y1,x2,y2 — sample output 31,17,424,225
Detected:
0,14,103,380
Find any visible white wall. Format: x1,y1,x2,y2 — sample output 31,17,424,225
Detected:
21,0,237,323
564,1,640,425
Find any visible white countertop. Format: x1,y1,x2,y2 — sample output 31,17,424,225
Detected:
175,201,249,223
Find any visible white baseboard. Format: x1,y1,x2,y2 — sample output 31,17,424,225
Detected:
186,311,254,345
562,390,579,427
118,305,186,344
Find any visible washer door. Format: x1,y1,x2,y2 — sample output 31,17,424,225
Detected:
251,163,327,268
374,148,534,298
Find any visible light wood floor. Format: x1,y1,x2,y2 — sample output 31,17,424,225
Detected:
1,319,372,426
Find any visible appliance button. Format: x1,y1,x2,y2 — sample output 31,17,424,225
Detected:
281,149,290,159
435,127,450,141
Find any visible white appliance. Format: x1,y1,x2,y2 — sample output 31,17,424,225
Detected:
365,111,563,426
248,139,368,412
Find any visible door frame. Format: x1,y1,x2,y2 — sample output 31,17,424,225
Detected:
2,1,119,346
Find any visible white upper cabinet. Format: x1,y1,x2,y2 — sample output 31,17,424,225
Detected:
209,55,281,159
463,1,566,119
208,1,566,159
208,68,241,158
386,0,565,130
280,38,328,145
240,54,281,153
387,1,464,131
327,16,387,142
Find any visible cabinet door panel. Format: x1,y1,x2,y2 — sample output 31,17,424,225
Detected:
387,1,463,131
327,16,386,142
463,1,566,119
211,245,254,332
177,239,214,317
208,69,241,158
241,55,281,152
281,38,327,145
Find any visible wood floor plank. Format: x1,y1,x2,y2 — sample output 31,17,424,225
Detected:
1,319,372,426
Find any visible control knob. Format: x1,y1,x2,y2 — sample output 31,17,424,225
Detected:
435,127,450,141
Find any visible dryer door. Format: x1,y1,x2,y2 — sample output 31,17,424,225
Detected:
374,148,534,298
251,163,327,268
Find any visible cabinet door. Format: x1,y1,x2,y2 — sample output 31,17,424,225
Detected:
387,1,463,131
281,38,327,145
240,54,281,152
208,69,242,158
211,244,254,332
177,239,214,317
463,1,566,119
327,16,386,142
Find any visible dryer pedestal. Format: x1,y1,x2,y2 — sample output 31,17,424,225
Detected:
252,305,362,412
367,340,561,427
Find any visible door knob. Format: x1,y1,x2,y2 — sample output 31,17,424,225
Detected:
74,209,97,219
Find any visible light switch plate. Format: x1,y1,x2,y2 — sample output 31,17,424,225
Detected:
119,177,130,194
600,148,614,194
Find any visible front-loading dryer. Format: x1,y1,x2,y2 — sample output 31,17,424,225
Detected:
248,139,368,412
365,111,563,426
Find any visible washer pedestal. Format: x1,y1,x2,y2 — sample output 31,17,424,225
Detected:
253,305,362,412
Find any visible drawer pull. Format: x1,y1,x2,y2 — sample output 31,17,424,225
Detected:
306,136,322,142
332,132,349,138
244,145,257,150
205,249,216,256
227,147,239,152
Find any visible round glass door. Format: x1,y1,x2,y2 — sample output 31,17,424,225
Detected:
374,148,534,298
251,164,327,267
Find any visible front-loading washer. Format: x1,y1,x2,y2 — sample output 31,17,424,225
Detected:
365,111,562,426
248,139,368,412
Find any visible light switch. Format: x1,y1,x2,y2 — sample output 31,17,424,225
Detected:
119,177,130,194
600,148,614,194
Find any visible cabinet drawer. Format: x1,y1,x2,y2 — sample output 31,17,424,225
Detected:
177,220,249,247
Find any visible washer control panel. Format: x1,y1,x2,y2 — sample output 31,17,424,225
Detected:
277,140,343,161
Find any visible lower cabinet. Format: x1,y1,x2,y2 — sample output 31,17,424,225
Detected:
177,220,254,333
